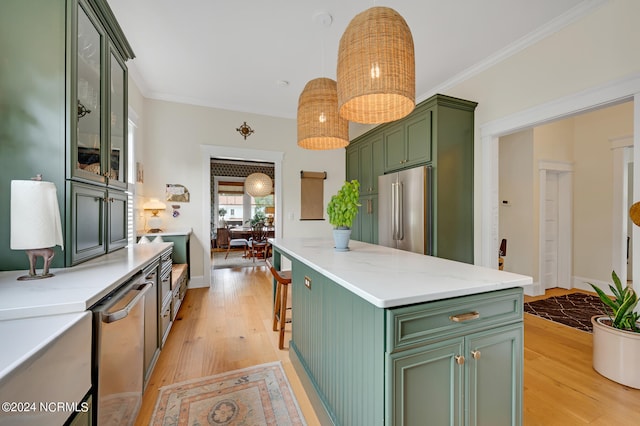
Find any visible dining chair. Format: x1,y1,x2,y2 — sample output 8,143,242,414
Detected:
225,227,249,259
248,222,269,261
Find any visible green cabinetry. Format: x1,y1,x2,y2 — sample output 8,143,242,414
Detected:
345,94,476,263
282,250,523,426
346,134,383,244
0,0,134,269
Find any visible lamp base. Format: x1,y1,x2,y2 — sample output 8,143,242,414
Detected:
18,272,55,281
17,248,55,281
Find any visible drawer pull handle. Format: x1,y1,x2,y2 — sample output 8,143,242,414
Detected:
449,311,480,322
455,355,465,365
471,350,481,360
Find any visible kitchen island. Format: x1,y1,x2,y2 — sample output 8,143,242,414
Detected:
269,238,532,426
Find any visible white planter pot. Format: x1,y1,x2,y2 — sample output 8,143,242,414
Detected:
591,316,640,389
332,228,351,251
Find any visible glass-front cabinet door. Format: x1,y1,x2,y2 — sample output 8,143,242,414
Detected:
108,50,127,188
74,3,105,184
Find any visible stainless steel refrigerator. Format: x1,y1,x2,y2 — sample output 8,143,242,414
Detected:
378,165,432,254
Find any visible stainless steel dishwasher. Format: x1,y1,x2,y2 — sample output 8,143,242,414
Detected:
93,274,151,426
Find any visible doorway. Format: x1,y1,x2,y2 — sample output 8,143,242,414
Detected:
200,146,284,286
481,75,640,289
539,163,573,291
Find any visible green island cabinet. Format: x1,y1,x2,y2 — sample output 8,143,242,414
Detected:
346,94,477,264
282,255,523,426
0,0,134,269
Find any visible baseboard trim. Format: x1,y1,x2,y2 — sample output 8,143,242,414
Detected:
573,275,610,294
187,275,208,288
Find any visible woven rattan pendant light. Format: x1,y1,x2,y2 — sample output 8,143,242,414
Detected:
297,78,349,150
337,6,415,124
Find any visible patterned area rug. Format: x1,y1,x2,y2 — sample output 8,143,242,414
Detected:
524,292,611,332
151,361,306,426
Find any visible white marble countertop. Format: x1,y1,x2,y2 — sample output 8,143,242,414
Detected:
0,311,90,383
269,238,532,308
0,243,172,320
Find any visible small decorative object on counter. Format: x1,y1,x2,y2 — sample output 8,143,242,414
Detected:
326,180,360,251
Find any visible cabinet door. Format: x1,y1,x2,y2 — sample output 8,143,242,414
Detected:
143,263,160,387
467,324,523,426
370,135,384,193
107,189,128,251
384,123,405,172
70,182,106,264
405,110,431,167
359,195,378,244
388,338,464,426
359,134,384,194
346,144,359,183
107,49,127,189
74,2,106,185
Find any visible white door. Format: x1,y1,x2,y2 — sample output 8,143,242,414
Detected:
543,172,559,289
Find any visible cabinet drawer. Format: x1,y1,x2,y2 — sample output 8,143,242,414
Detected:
387,288,522,352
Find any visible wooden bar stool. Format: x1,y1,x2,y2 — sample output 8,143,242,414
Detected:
266,258,292,349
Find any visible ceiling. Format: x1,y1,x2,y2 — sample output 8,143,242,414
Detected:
106,0,596,120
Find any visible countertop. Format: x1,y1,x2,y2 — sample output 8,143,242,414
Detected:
269,237,532,308
0,311,90,383
137,228,192,237
0,242,173,321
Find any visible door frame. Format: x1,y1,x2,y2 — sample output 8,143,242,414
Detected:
538,161,573,295
611,136,634,284
200,145,284,287
480,72,640,287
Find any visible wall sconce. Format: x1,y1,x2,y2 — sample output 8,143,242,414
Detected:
236,121,255,140
10,177,64,280
143,198,167,233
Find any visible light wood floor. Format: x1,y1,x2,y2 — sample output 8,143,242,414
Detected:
135,269,640,425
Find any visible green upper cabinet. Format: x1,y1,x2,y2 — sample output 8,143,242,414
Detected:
0,0,134,270
73,1,129,190
346,133,383,244
384,110,431,172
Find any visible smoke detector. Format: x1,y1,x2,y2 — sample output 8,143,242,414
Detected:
312,11,333,28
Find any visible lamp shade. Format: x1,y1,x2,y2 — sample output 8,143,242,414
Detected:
245,173,273,197
265,206,275,215
297,78,349,150
11,180,64,250
143,198,166,213
337,6,415,124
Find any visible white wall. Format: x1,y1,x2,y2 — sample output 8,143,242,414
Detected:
140,99,345,285
573,102,634,283
499,130,535,277
444,0,640,261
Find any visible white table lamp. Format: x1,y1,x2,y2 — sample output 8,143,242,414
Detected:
144,198,166,233
10,178,64,280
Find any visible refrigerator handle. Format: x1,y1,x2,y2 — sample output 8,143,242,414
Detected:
398,181,404,240
391,183,396,240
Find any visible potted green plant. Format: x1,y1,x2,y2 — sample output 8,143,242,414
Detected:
589,270,640,389
326,180,360,251
218,208,227,227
